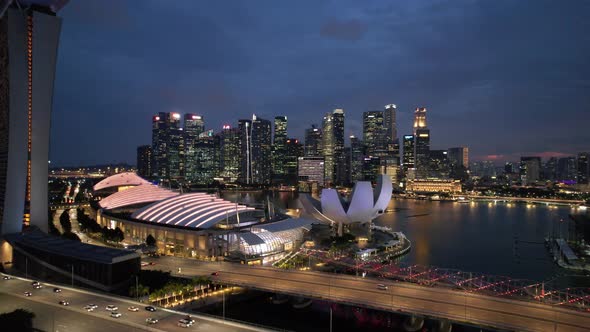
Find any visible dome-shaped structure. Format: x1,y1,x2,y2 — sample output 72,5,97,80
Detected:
320,175,392,224
98,184,178,210
93,172,150,192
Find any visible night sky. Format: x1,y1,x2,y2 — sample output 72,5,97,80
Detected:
49,0,590,166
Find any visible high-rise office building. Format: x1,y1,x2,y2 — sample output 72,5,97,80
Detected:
151,112,182,181
349,135,364,183
322,109,345,186
402,135,415,172
297,156,325,187
543,157,558,181
428,150,450,179
1,2,66,234
191,130,219,185
578,153,589,184
557,157,577,182
183,114,204,182
414,128,430,179
237,119,252,184
272,116,288,181
219,125,240,182
251,115,272,185
136,145,152,179
384,104,400,165
447,147,469,168
304,124,322,157
520,156,541,185
362,111,387,157
413,107,427,131
284,138,303,185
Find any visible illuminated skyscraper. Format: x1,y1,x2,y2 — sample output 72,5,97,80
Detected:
578,153,589,184
304,124,322,157
349,135,364,183
520,156,541,185
1,2,66,234
402,135,415,172
284,138,303,185
192,130,220,185
322,109,345,186
272,116,288,181
384,104,400,164
413,107,427,132
362,111,386,157
183,114,204,182
136,145,152,179
447,147,469,168
219,125,240,182
151,112,182,181
238,119,252,184
251,115,272,185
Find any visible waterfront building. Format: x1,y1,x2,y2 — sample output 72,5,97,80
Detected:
402,135,415,172
284,138,303,185
578,153,589,184
151,112,183,181
1,3,65,234
219,125,240,183
272,116,288,182
471,161,497,178
136,145,152,179
183,114,204,182
414,128,430,179
405,179,462,193
304,124,322,157
322,109,345,186
251,115,272,185
428,150,450,179
297,156,325,189
520,156,541,185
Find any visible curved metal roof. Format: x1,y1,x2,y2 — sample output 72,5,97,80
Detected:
131,193,256,229
93,172,150,191
98,184,178,210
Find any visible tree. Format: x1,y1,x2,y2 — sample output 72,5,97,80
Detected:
113,227,124,242
62,232,81,242
59,209,72,233
48,208,60,236
0,309,35,332
146,234,156,247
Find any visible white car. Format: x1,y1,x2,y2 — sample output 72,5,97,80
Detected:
106,305,118,311
83,305,95,312
377,284,388,290
110,312,122,318
88,304,98,309
127,306,139,312
3,275,12,280
146,318,158,324
179,318,194,326
24,291,32,297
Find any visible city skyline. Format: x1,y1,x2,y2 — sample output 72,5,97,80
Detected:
49,0,589,166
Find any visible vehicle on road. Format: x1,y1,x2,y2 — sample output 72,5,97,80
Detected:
145,306,156,312
127,306,139,312
59,300,70,306
83,305,95,312
178,321,190,328
53,287,62,293
3,275,12,280
31,281,40,286
87,304,98,309
184,315,195,324
211,272,219,276
110,312,122,318
179,318,194,326
377,284,388,290
140,262,149,267
24,291,32,297
106,305,118,311
146,318,158,324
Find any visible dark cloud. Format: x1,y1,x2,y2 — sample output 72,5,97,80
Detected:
49,0,590,165
320,18,367,41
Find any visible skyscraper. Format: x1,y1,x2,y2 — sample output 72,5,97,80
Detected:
557,157,577,182
413,107,427,131
284,138,303,185
322,109,345,186
413,108,430,179
578,153,589,184
1,2,66,234
349,135,364,183
219,125,240,182
238,119,252,184
520,156,541,185
250,115,272,185
136,145,152,179
191,130,220,185
402,135,415,172
384,104,400,164
362,111,387,157
151,112,182,181
304,124,322,157
183,114,204,182
272,116,288,182
447,147,469,168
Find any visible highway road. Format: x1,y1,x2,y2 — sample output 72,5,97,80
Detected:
0,273,272,332
145,256,590,332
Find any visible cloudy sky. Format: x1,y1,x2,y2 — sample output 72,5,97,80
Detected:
50,0,590,166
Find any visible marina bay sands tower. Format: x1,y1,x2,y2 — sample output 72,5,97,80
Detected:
0,0,67,235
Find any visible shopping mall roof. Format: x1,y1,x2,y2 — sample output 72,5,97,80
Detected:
4,229,140,264
98,184,178,210
253,218,316,233
93,172,150,191
131,193,256,229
